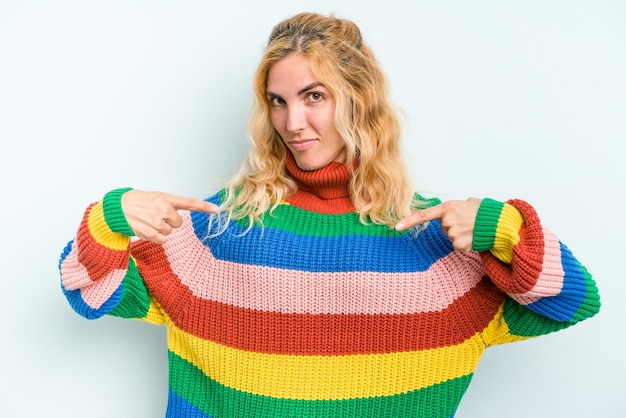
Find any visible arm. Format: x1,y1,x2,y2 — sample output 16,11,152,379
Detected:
59,188,161,322
58,188,219,322
397,197,600,343
472,198,600,337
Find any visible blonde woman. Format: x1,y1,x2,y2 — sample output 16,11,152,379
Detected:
59,12,600,418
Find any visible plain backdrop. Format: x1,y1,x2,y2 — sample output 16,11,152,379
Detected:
1,1,624,417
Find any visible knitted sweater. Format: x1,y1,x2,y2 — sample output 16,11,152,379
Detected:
59,156,600,418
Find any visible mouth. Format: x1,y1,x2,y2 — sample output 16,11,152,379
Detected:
289,139,317,151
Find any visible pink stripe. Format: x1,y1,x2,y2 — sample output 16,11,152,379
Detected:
164,212,486,315
60,244,93,290
512,227,565,305
61,242,126,309
79,269,126,309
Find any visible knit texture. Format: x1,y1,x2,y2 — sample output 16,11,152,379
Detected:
59,163,600,418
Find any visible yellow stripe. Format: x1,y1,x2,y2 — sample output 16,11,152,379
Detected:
143,295,166,325
87,203,130,251
166,318,485,400
481,302,529,347
491,203,523,263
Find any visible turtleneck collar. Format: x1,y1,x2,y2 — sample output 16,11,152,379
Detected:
284,151,356,214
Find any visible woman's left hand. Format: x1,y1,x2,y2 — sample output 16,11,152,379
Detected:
395,198,482,252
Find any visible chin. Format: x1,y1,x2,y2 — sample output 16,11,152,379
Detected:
296,163,319,171
291,149,345,171
295,159,329,171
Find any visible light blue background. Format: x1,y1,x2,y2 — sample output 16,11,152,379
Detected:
1,1,624,416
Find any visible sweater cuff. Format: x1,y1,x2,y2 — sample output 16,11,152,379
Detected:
473,198,524,264
102,188,134,236
472,198,504,252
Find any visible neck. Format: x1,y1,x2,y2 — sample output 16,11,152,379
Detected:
284,152,355,214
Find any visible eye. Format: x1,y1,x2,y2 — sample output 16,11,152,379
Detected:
268,95,285,106
307,92,324,103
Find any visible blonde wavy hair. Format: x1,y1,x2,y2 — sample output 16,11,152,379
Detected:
217,12,423,231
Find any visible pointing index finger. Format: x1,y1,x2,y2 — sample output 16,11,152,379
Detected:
168,194,220,214
395,204,443,231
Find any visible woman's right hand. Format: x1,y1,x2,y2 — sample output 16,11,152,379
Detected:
121,190,219,244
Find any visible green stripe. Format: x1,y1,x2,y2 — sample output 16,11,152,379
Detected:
102,187,134,236
413,194,441,209
259,205,390,237
109,259,151,319
571,262,601,322
472,198,503,252
223,192,440,238
503,296,571,337
503,260,600,337
168,351,470,418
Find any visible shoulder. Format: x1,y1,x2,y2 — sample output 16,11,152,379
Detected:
204,190,225,206
413,193,441,209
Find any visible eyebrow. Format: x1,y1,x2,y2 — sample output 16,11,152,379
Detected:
266,82,324,98
297,82,323,96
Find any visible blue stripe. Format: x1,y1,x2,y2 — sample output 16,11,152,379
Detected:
190,210,453,273
58,240,73,267
526,242,587,321
61,281,123,320
167,389,212,418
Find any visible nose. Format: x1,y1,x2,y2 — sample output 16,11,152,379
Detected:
286,105,307,134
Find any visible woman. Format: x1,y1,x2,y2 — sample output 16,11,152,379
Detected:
59,12,600,418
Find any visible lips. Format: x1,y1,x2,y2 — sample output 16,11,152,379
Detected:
289,139,317,151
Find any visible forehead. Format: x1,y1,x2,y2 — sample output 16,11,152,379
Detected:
266,54,321,93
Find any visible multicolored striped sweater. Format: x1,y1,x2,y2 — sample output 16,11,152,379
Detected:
59,156,600,417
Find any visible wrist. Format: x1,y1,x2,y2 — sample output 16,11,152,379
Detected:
102,187,134,236
472,198,503,252
473,198,524,264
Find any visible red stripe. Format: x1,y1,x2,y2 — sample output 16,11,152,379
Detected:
76,205,129,281
481,199,545,294
133,241,505,355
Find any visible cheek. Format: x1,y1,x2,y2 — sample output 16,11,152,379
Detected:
269,111,283,134
317,107,338,134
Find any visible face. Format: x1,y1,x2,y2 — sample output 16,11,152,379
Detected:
266,54,347,171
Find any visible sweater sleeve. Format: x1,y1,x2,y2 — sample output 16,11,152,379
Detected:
473,198,600,343
58,188,165,324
